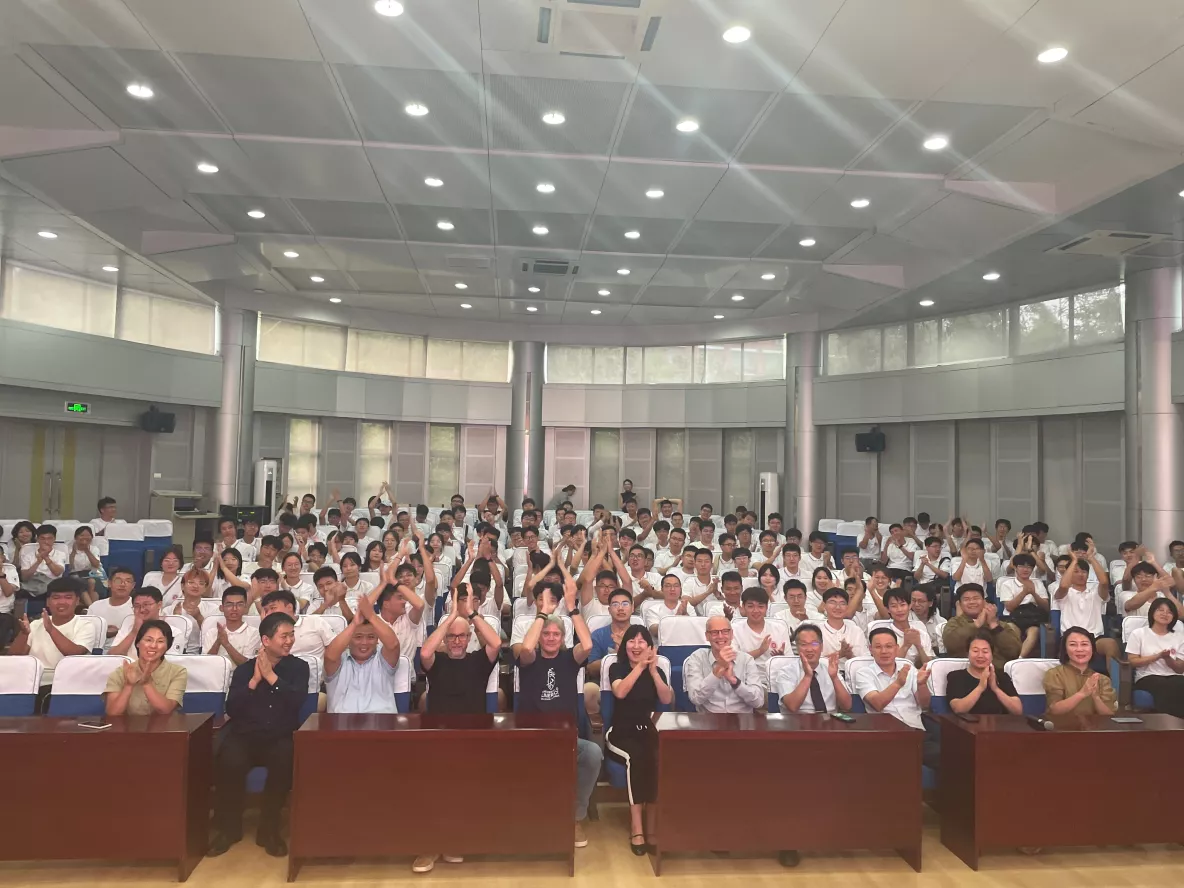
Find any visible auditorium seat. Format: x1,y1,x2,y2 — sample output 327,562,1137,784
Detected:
927,658,969,714
1004,658,1059,715
655,615,708,711
48,655,130,716
73,614,107,654
0,656,42,715
166,654,231,715
392,656,413,713
246,655,320,794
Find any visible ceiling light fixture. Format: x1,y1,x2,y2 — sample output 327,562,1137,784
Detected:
1037,46,1068,64
196,162,219,174
532,225,549,235
374,0,404,16
590,309,602,315
247,209,266,219
283,250,300,259
455,282,468,289
102,265,119,272
761,273,776,281
424,177,443,188
404,102,429,117
730,293,745,302
722,25,751,44
598,289,611,296
542,111,566,125
714,314,725,319
329,297,342,303
528,286,540,293
982,271,1001,281
617,268,630,275
527,306,538,312
850,198,870,209
923,134,949,151
536,182,555,194
126,83,153,99
799,237,816,247
460,303,472,309
310,275,325,283
676,118,700,133
437,220,454,230
38,230,57,239
645,188,664,199
919,299,935,307
624,230,640,239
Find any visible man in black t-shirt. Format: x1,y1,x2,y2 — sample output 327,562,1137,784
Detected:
412,588,502,874
516,576,601,849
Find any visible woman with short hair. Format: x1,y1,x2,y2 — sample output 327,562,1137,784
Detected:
104,619,187,716
946,631,1022,715
1125,598,1184,717
1043,626,1117,716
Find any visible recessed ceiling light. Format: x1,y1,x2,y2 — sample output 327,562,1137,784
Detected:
37,230,57,239
374,0,404,16
799,237,817,247
982,271,1001,281
722,25,751,44
850,198,870,209
676,118,700,133
437,220,454,231
624,230,640,239
424,177,443,188
404,102,429,117
761,273,776,281
528,286,541,293
247,209,266,219
1037,46,1068,64
329,297,342,303
542,111,565,126
598,289,611,296
460,303,472,309
590,309,602,315
310,275,325,283
919,299,935,307
526,306,538,312
196,162,219,174
645,188,665,199
283,250,300,259
617,268,630,275
731,293,745,302
126,83,153,99
714,314,725,319
532,225,549,235
455,282,468,290
922,135,949,151
102,265,119,272
536,182,555,194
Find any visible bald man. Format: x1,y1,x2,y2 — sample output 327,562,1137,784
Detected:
681,615,766,713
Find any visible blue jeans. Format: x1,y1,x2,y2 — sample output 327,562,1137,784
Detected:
576,738,602,821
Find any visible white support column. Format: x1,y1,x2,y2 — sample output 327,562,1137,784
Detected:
786,332,823,534
212,307,257,507
507,341,544,507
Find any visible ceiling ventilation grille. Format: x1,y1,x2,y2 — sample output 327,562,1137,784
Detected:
521,259,578,275
537,0,665,57
446,255,492,270
1048,230,1166,257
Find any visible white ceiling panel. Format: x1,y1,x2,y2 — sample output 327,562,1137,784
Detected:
122,0,321,60
799,175,946,230
561,300,632,324
891,192,1044,256
337,66,483,147
368,147,491,209
115,133,267,199
0,55,99,129
1073,45,1184,150
594,160,725,220
486,74,630,154
0,2,155,49
320,238,419,274
739,93,911,168
306,0,483,70
488,155,608,213
649,256,745,290
432,294,499,318
616,84,775,162
4,146,169,212
228,142,381,204
695,168,841,224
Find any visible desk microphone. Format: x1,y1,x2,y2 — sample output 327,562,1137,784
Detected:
1025,715,1055,731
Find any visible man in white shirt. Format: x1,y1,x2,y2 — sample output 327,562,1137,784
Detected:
86,566,136,647
952,537,992,593
682,616,766,713
858,519,882,567
653,525,684,575
621,544,661,600
732,587,790,667
880,588,933,666
641,574,690,633
18,525,67,603
683,549,719,614
1119,561,1178,619
109,587,186,657
855,628,937,767
996,552,1050,658
779,544,812,588
260,588,336,660
234,518,262,562
800,533,834,575
1054,557,1119,665
776,580,814,641
912,537,951,585
701,571,746,619
751,531,780,569
92,497,119,536
202,587,261,665
777,623,851,714
818,588,869,667
377,580,427,661
983,519,1014,561
10,579,97,691
883,524,915,583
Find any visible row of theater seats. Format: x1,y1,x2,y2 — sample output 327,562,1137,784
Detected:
1,518,174,583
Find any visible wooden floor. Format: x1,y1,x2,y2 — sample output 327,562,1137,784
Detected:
3,804,1181,888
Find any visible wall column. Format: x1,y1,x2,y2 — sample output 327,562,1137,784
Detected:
1124,266,1184,556
787,332,823,534
507,340,544,508
212,307,257,507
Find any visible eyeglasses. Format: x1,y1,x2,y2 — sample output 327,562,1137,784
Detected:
798,640,822,648
223,601,246,609
609,601,632,608
706,629,732,637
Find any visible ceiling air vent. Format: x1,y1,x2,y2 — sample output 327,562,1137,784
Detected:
446,255,492,270
1048,230,1167,257
537,0,667,58
520,259,576,275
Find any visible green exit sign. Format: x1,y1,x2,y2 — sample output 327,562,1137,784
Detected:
64,401,90,415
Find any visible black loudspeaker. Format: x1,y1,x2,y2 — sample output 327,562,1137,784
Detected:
855,430,886,453
139,406,176,433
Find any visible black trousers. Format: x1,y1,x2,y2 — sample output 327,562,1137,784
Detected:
213,730,294,838
604,722,658,805
1135,675,1184,719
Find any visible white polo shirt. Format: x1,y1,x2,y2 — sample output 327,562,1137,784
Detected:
996,577,1049,615
877,618,934,663
1126,626,1184,680
1056,583,1106,636
290,614,338,660
952,558,987,592
641,600,684,629
913,551,951,583
800,552,829,574
731,618,791,667
86,598,133,648
0,562,19,613
854,661,924,730
884,542,913,572
1116,586,1168,618
858,532,882,562
201,620,261,661
28,616,98,685
379,611,425,659
818,619,869,663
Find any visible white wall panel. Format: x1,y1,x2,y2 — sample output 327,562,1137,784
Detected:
320,419,358,499
546,428,590,509
1040,417,1079,547
836,427,875,521
993,421,1038,530
392,422,427,506
686,429,723,512
541,382,787,428
621,429,655,506
722,429,755,513
911,422,954,525
460,426,498,506
1081,414,1124,554
878,424,911,523
956,420,993,526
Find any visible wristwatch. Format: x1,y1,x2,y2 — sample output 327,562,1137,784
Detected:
569,607,580,617
535,612,547,620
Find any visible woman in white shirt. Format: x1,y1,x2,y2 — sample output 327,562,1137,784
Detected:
339,552,374,606
365,540,386,573
278,551,316,611
1125,598,1184,718
211,549,249,598
910,586,947,654
756,563,783,604
143,546,186,609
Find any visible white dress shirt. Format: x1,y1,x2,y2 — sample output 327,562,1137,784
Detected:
775,659,846,714
854,661,925,730
682,646,766,713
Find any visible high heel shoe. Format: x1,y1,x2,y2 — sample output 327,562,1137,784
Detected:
629,834,647,856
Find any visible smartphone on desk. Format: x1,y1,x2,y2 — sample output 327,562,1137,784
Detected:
829,712,855,724
77,719,112,730
1111,717,1143,724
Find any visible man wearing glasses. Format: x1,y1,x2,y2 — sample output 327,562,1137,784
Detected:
203,587,260,664
777,623,852,714
683,616,765,713
585,588,636,725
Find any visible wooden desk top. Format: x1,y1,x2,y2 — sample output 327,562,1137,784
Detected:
297,712,576,733
0,714,211,736
940,713,1184,735
655,711,917,734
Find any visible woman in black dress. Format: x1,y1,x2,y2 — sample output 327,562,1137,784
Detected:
947,631,1023,715
604,624,674,854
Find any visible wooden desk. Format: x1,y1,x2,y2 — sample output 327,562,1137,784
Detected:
653,712,923,875
0,713,213,880
939,713,1184,869
288,712,576,880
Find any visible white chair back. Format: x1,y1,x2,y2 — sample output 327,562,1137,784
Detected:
105,523,145,541
73,614,106,652
1004,658,1059,696
1122,614,1184,643
393,656,413,695
836,521,864,538
0,655,43,695
165,654,231,693
512,598,531,620
767,655,801,712
54,521,81,542
817,519,842,534
928,658,969,697
512,614,574,646
162,615,193,651
360,571,381,588
51,655,129,696
656,614,708,647
91,537,109,557
768,601,789,618
198,599,226,618
298,655,322,693
585,614,611,634
138,519,173,537
322,614,347,636
600,653,672,691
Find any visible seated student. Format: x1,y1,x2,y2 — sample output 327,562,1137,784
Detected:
278,552,315,610
858,517,882,571
778,623,851,714
18,524,67,614
87,566,136,647
818,587,869,665
92,496,119,536
110,587,184,656
307,566,354,620
258,589,336,661
997,552,1049,658
211,549,249,599
641,574,690,634
0,545,18,649
946,632,1022,715
879,588,933,666
68,525,106,606
375,575,427,663
732,586,789,667
167,567,213,653
1125,598,1184,718
1119,560,1180,618
910,585,947,655
800,531,834,575
1043,626,1117,716
682,548,718,613
755,562,782,603
805,566,838,617
701,571,746,618
683,616,765,713
913,536,951,586
605,625,674,855
10,578,98,697
883,523,916,583
1053,556,1120,667
338,552,374,606
943,584,1020,670
776,579,813,639
952,537,992,594
516,575,600,850
143,545,186,609
202,587,261,665
324,595,402,714
209,612,309,858
855,628,938,768
104,619,187,716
